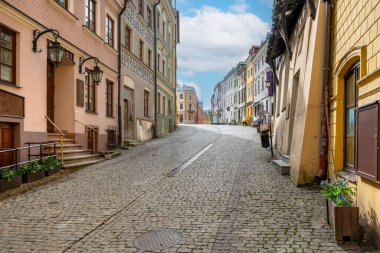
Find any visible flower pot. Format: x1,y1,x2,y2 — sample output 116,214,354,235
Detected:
45,166,61,177
327,199,359,244
22,171,45,183
0,175,22,193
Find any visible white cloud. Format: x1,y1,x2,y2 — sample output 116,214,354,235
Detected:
178,80,202,99
177,5,270,75
230,0,249,13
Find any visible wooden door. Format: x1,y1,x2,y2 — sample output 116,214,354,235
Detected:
0,123,14,168
87,128,97,153
124,99,134,138
47,60,55,133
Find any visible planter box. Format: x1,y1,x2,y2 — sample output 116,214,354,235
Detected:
327,199,359,244
45,166,61,177
22,171,45,183
0,175,22,193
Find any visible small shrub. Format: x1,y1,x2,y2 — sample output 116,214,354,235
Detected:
321,178,355,206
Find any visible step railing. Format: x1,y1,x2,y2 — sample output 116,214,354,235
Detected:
45,116,64,163
75,119,97,154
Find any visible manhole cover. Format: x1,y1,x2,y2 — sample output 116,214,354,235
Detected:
133,229,181,252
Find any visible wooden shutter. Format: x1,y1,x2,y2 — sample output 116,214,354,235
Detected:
356,102,380,183
76,79,84,107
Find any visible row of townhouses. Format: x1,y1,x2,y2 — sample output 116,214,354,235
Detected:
213,0,380,248
211,41,274,127
0,0,179,169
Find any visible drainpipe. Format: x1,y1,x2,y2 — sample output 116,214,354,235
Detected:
153,0,161,137
118,0,129,147
316,0,332,181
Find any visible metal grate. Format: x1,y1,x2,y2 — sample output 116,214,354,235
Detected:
133,229,181,252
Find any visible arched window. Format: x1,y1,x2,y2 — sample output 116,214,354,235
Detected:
344,63,360,170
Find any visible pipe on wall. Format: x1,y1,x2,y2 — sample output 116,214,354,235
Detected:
117,0,129,146
153,0,161,137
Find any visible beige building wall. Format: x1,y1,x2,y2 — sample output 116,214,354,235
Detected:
272,0,327,185
328,0,380,247
176,90,197,124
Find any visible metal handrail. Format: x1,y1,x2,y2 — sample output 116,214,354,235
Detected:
45,116,64,163
75,119,97,154
45,116,65,136
75,119,98,132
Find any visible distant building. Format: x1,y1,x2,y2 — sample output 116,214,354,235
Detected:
203,110,212,124
176,86,198,124
197,101,204,124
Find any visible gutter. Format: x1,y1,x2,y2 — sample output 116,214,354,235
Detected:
118,0,129,146
316,0,332,181
153,0,161,137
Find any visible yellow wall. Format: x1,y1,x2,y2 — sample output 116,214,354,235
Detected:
246,57,254,124
329,0,380,248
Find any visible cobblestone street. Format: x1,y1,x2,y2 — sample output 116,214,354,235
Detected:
0,125,372,252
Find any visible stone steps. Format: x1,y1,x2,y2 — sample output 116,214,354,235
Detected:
63,154,102,165
272,159,290,176
62,159,104,169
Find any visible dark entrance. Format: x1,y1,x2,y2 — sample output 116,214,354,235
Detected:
0,123,14,167
47,60,55,132
87,128,98,154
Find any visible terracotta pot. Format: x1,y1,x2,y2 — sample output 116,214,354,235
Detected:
0,175,22,193
327,199,359,244
22,171,45,183
45,166,61,177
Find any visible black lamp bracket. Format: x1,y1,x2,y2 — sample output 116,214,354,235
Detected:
33,29,60,53
79,56,99,74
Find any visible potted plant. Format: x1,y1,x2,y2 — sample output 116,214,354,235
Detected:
42,157,62,176
0,168,22,193
21,161,45,183
321,178,359,244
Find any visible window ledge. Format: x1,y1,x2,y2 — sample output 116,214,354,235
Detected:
104,43,118,55
337,169,357,184
82,26,103,43
0,81,22,88
85,110,98,115
48,0,78,22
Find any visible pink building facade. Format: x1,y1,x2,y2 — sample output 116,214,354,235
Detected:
0,0,122,167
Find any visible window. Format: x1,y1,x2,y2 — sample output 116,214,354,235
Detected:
148,49,152,68
144,90,149,117
189,104,192,111
157,92,161,114
162,96,166,116
139,40,144,60
162,59,165,75
162,20,166,38
147,6,152,28
157,54,161,71
85,69,96,112
57,0,67,9
125,26,131,50
168,65,172,82
344,64,360,170
189,94,192,100
86,0,96,32
106,80,113,116
106,15,114,47
179,103,183,109
179,94,183,99
157,12,161,30
262,76,265,90
0,26,16,84
138,0,144,16
180,114,183,123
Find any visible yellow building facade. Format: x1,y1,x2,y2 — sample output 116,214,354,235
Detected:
245,54,254,126
328,0,380,247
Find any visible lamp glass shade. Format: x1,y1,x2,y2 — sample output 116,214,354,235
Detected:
48,41,65,65
91,66,103,84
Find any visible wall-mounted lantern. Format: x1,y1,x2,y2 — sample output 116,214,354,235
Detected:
33,29,65,65
79,57,103,84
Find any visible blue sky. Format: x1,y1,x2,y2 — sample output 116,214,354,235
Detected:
175,0,273,110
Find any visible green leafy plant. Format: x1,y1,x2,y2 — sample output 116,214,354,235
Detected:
321,178,356,206
25,161,42,174
42,157,62,171
0,169,18,182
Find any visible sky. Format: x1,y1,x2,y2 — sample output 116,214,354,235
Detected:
175,0,273,110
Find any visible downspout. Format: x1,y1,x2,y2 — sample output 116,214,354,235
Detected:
153,0,161,137
118,0,129,146
316,0,332,180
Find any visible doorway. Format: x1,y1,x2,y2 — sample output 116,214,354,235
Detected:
87,128,98,154
168,100,173,132
0,123,14,168
287,72,300,154
123,87,134,139
47,60,55,132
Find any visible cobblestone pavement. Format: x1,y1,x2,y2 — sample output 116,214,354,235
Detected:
0,125,376,252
